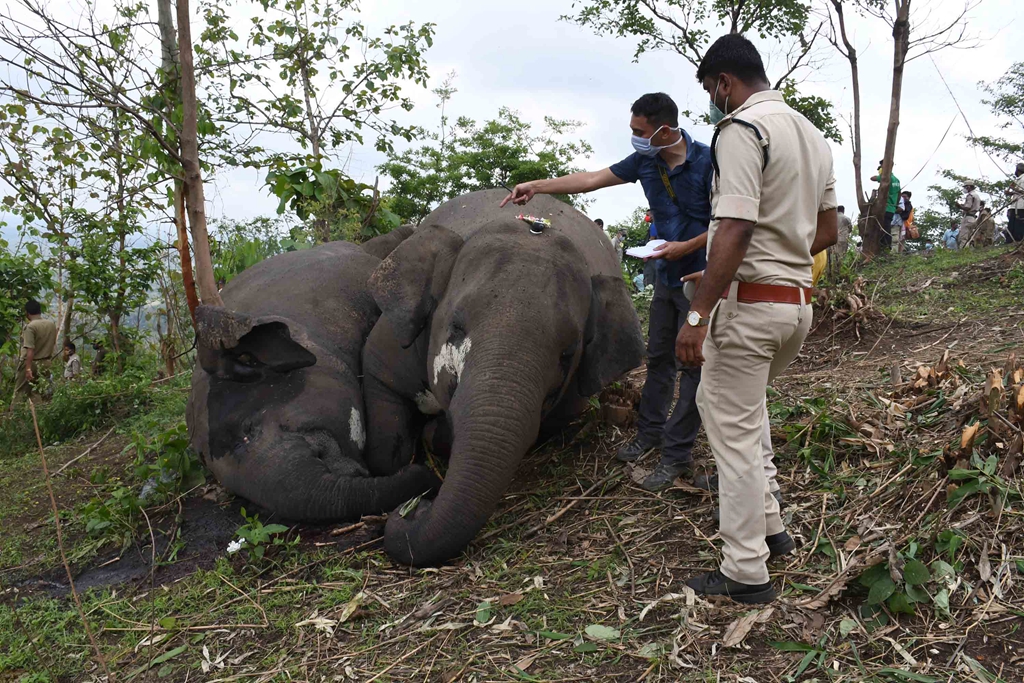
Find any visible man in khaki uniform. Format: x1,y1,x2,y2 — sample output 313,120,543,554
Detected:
974,202,995,247
958,182,981,248
12,299,57,406
676,34,837,603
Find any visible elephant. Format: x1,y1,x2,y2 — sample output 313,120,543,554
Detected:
361,189,646,566
186,238,438,522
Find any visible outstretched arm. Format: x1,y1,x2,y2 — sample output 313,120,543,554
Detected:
500,168,625,207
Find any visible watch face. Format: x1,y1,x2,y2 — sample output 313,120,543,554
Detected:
687,311,700,326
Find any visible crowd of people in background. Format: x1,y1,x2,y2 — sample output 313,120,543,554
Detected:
608,158,1024,283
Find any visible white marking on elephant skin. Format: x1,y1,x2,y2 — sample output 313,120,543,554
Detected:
349,407,366,450
432,337,472,387
414,390,443,415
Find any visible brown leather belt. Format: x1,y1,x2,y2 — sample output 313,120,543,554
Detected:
721,282,813,304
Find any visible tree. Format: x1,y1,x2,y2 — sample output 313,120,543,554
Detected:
0,238,51,357
200,0,434,164
210,216,309,285
380,104,594,225
968,62,1024,163
611,207,653,281
822,0,980,256
562,0,840,141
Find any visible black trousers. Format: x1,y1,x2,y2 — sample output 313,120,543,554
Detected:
635,280,702,465
643,261,657,290
1009,210,1024,243
881,212,894,251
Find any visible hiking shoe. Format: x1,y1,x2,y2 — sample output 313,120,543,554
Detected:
767,531,797,559
685,569,776,604
712,489,784,521
616,435,661,463
639,460,694,492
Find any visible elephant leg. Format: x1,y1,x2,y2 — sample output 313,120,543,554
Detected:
363,372,419,476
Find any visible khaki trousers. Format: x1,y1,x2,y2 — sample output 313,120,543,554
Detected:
696,283,811,584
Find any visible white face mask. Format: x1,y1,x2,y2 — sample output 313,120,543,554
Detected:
709,81,728,125
631,125,682,157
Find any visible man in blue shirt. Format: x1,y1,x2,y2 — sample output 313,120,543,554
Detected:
501,93,713,491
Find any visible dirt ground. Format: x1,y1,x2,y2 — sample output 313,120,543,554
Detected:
2,246,1024,682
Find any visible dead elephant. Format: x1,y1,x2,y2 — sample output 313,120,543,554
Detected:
186,237,437,521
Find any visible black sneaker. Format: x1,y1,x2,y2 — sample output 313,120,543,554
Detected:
685,569,776,604
640,460,694,492
767,531,796,559
616,436,661,463
712,489,785,522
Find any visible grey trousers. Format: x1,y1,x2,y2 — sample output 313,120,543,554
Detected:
635,280,702,465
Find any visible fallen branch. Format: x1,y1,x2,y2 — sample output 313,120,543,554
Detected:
52,426,116,476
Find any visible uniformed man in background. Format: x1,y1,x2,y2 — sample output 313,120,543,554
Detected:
675,34,837,603
11,299,57,406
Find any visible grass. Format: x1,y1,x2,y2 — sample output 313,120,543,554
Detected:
3,248,1024,681
860,244,1024,322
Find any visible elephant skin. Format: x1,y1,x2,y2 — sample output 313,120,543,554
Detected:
363,189,646,566
186,240,438,522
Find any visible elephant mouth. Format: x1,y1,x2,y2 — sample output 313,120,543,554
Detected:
288,428,370,478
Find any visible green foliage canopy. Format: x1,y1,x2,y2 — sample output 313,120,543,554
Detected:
380,107,593,224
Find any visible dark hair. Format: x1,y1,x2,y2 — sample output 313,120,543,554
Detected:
594,218,604,227
696,34,768,85
25,299,41,316
630,93,678,128
838,205,846,213
64,340,76,353
902,190,912,198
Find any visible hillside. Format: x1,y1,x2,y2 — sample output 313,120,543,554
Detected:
2,245,1023,682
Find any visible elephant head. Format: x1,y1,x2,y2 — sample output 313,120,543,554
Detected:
369,218,644,565
186,242,438,522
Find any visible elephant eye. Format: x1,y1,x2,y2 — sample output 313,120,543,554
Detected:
235,352,259,368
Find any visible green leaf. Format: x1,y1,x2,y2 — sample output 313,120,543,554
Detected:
538,631,573,641
584,624,620,641
905,584,930,603
858,563,890,588
868,576,896,605
573,642,599,653
933,589,950,615
887,591,916,615
931,559,956,582
150,645,186,666
158,616,177,629
475,601,491,624
948,480,982,507
839,618,858,637
903,560,930,586
261,524,289,535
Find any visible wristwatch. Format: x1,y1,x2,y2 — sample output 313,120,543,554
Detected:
686,310,711,327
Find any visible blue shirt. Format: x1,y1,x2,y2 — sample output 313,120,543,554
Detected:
649,221,658,239
610,130,713,287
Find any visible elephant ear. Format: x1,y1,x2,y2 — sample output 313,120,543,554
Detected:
361,224,415,260
195,305,316,379
369,224,464,348
578,274,646,396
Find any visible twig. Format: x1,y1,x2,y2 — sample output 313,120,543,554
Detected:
364,635,437,683
28,398,115,682
53,426,116,476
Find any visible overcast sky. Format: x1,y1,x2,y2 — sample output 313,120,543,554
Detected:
200,0,1020,231
2,0,1020,248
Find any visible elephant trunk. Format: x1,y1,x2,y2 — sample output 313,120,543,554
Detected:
218,432,439,522
384,348,545,566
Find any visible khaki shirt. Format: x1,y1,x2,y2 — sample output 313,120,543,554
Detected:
20,318,57,361
708,90,837,288
1013,175,1024,212
962,190,981,219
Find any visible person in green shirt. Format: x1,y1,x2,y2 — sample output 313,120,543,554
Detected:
11,299,57,407
871,160,900,252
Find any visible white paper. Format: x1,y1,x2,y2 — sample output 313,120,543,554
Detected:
625,239,666,259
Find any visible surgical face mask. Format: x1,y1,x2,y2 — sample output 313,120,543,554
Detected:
709,81,728,125
631,125,682,157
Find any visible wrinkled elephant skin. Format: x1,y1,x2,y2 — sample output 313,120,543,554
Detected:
363,190,646,566
187,240,437,522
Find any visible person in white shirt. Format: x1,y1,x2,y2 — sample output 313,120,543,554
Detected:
957,182,982,248
63,340,82,380
1005,163,1024,243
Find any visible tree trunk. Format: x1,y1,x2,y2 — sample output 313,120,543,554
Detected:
176,182,200,322
176,0,223,307
830,0,867,214
61,297,74,346
865,1,910,257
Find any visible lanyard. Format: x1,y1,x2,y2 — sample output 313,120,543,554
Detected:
658,165,684,213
